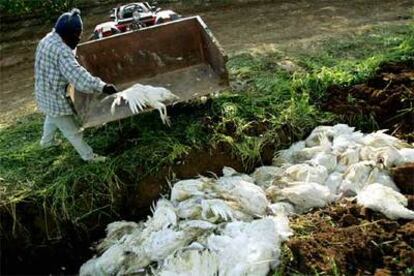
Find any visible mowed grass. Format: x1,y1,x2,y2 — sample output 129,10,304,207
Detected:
0,22,413,225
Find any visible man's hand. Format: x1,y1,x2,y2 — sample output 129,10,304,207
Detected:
102,84,118,95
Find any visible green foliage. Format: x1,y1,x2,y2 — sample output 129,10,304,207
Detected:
0,0,79,18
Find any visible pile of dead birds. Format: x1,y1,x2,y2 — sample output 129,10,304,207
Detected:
80,124,414,275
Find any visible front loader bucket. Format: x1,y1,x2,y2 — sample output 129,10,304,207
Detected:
69,16,228,128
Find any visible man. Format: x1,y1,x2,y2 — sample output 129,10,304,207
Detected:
35,9,117,162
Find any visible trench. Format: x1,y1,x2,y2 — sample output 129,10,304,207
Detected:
0,137,284,274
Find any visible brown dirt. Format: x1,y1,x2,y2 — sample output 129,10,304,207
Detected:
391,163,414,195
323,61,414,142
284,165,414,275
287,203,414,275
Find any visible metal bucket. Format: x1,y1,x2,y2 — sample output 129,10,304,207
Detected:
69,16,228,128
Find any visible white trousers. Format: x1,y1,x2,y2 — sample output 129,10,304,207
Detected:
40,115,94,161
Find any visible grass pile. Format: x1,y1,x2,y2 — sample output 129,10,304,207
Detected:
0,23,413,230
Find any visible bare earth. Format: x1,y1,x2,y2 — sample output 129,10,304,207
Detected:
0,0,413,123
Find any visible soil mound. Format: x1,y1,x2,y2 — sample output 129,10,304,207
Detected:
287,201,414,274
323,61,414,142
391,162,414,194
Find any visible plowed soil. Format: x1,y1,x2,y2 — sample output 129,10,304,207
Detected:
287,203,414,275
323,61,414,142
290,63,414,275
285,163,414,275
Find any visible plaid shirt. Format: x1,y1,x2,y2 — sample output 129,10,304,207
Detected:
35,31,106,116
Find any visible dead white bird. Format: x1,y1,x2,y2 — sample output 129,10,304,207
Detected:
305,124,357,148
357,183,414,220
106,88,146,114
207,218,289,276
96,221,142,252
294,135,332,162
367,167,399,191
361,129,408,149
324,172,343,195
157,249,219,276
272,141,305,166
226,178,269,216
399,148,414,163
201,199,237,222
340,161,376,195
250,166,283,188
221,166,256,184
139,84,179,126
331,124,357,137
178,220,217,232
359,146,378,161
308,151,337,173
374,146,406,168
79,244,136,276
170,178,209,202
268,214,293,242
336,146,360,172
146,199,177,231
143,228,191,262
105,83,179,125
284,163,328,184
80,239,152,276
274,182,334,212
269,202,295,216
332,131,363,153
305,126,335,147
176,197,203,220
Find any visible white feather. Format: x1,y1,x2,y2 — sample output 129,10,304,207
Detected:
357,183,414,220
143,228,190,262
250,166,283,188
158,249,219,276
284,163,328,184
97,221,142,252
207,217,290,276
361,130,407,149
272,141,305,166
374,146,406,168
146,199,177,231
339,161,376,195
201,199,236,222
399,148,414,163
308,152,337,173
176,197,203,220
226,178,269,216
269,202,295,216
336,146,360,172
277,182,334,212
104,83,179,125
367,167,399,191
324,172,343,195
171,179,207,202
305,126,335,147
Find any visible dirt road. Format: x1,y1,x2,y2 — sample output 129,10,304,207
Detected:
0,0,412,122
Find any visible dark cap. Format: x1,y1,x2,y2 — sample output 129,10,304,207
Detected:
55,8,83,36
